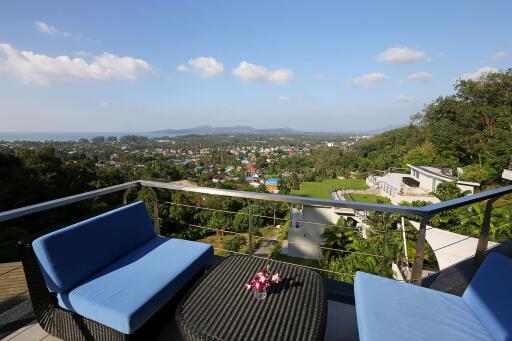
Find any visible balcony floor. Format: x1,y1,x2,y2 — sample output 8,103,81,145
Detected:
1,300,358,341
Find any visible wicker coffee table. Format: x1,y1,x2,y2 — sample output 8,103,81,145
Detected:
176,255,327,341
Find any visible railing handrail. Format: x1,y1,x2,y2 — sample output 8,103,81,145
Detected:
1,179,512,224
1,179,512,286
0,181,140,223
140,180,426,215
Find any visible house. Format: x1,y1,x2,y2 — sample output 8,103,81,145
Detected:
247,164,256,173
407,164,479,194
264,178,281,193
366,164,480,204
503,158,512,180
245,176,261,188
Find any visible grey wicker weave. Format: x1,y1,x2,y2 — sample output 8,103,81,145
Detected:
176,255,327,341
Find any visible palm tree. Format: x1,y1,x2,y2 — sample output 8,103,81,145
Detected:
321,218,355,260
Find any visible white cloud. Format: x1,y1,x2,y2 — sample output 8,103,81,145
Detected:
488,51,508,61
0,43,153,85
460,66,499,81
99,101,109,108
376,46,427,64
396,95,416,102
35,21,71,38
348,72,389,87
407,72,432,81
277,95,291,102
177,57,224,78
400,71,432,84
233,61,294,84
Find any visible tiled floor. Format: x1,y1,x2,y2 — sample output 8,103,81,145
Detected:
1,301,359,341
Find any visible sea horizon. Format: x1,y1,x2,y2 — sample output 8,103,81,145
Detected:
0,131,176,142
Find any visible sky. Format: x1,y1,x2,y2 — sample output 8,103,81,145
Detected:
1,1,511,133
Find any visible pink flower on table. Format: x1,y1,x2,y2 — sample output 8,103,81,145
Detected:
244,264,282,296
254,281,264,292
271,273,282,283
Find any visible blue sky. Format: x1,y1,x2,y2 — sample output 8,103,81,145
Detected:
1,0,511,132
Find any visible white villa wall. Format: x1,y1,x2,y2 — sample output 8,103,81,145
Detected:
417,172,435,193
503,169,512,180
287,206,339,260
457,183,475,194
411,166,477,195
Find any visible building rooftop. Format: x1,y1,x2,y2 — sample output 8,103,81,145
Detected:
408,164,480,187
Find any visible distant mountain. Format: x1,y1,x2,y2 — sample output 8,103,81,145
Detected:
151,125,303,135
150,123,407,136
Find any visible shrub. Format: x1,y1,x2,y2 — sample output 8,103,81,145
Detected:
222,235,246,252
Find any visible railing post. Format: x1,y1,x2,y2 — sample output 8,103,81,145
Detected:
148,188,160,235
410,215,431,285
122,188,132,205
122,183,141,205
248,200,253,255
474,198,497,265
380,219,388,276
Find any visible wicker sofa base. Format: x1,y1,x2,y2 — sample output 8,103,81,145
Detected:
20,241,202,341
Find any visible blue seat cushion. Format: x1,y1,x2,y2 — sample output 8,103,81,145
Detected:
57,236,213,334
354,271,493,341
463,252,512,341
33,201,156,292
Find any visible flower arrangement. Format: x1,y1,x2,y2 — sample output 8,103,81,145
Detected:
244,264,282,300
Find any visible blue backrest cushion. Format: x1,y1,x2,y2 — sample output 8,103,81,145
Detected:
463,252,512,341
33,201,156,293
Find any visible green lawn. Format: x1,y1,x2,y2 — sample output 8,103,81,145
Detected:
270,254,321,268
292,178,368,199
346,193,391,204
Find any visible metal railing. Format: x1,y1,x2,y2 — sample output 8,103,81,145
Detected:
1,180,512,285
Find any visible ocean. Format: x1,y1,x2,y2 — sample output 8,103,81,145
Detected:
0,132,175,142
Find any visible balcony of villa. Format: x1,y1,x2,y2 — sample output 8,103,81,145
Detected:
1,180,511,340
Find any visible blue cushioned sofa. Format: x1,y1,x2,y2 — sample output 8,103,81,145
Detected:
21,201,213,340
355,252,512,341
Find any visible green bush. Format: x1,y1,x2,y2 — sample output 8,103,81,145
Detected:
222,235,246,252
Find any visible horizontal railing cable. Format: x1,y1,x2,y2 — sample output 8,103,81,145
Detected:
164,201,403,234
210,247,356,278
186,223,384,258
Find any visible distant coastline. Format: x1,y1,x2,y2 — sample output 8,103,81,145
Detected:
0,124,403,142
0,132,173,142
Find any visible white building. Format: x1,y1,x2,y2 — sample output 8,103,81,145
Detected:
367,164,479,204
503,160,512,180
407,164,479,194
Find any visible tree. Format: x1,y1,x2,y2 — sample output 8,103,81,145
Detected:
207,211,234,234
401,143,437,166
422,69,512,182
435,181,465,201
460,164,493,184
91,136,105,143
321,218,355,260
